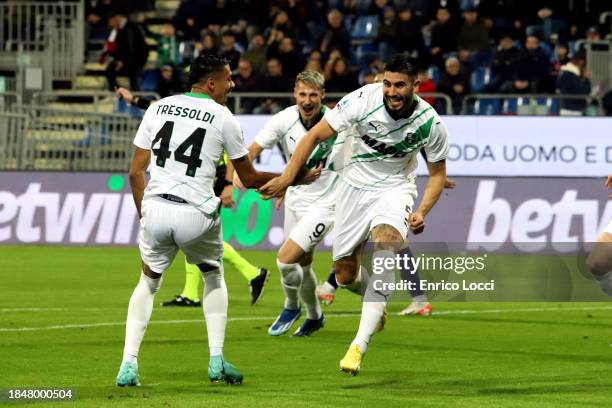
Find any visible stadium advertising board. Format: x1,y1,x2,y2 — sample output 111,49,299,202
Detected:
0,173,608,252
237,115,612,177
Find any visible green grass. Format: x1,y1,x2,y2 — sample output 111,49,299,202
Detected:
0,246,611,407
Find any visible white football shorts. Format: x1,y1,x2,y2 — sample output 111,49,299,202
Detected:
138,196,223,273
284,205,334,253
333,179,417,261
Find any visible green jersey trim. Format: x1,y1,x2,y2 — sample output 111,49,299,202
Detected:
184,92,213,99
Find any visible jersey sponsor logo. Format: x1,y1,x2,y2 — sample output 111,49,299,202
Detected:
155,104,215,124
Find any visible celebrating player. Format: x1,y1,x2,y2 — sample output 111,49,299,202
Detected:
586,175,612,295
234,71,336,336
116,87,270,307
116,54,284,387
259,54,449,375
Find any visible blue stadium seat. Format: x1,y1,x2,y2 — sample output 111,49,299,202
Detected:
351,15,378,44
470,67,491,93
502,98,518,114
473,99,500,115
427,66,440,85
354,43,378,67
547,97,559,115
140,69,159,92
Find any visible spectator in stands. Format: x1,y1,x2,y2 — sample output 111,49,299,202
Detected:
458,7,491,64
477,0,521,41
556,50,591,116
395,7,426,62
233,59,264,113
416,68,436,106
430,7,459,68
155,23,182,68
552,43,570,76
326,56,359,92
104,11,148,91
375,6,400,62
457,48,474,76
483,33,521,93
513,34,553,93
254,58,291,114
320,9,351,56
368,0,392,19
241,34,267,74
196,32,220,57
219,31,242,70
438,56,471,114
173,0,208,41
272,37,304,79
155,65,184,98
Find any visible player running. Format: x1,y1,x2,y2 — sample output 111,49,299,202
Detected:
259,54,449,375
587,175,612,295
234,71,336,336
116,54,293,386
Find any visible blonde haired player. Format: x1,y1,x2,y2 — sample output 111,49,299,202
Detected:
235,71,336,336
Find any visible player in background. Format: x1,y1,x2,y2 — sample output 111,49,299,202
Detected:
259,54,449,375
586,175,612,295
234,71,336,336
116,54,308,386
116,87,270,307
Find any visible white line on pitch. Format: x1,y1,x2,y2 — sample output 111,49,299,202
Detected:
1,306,611,333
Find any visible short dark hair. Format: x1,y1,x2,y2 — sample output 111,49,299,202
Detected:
188,54,228,85
384,53,418,77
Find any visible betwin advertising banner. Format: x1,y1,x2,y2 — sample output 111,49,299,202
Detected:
237,115,612,177
0,173,609,251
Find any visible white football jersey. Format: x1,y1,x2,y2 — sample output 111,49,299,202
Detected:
133,93,248,215
254,105,338,211
326,83,449,191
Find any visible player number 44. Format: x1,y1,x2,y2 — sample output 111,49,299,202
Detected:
151,121,205,177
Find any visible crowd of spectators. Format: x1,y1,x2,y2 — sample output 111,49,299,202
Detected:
86,0,611,114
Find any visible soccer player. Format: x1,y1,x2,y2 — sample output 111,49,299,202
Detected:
116,87,270,307
116,54,291,386
234,71,336,336
259,54,449,375
586,175,612,295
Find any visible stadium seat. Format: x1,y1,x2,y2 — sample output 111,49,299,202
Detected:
473,98,501,115
470,67,491,93
140,69,159,92
351,15,378,44
354,43,378,68
502,98,518,114
546,97,559,115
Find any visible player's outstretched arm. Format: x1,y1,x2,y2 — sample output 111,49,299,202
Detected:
232,143,264,190
231,154,279,189
258,118,335,198
409,160,447,234
129,147,151,218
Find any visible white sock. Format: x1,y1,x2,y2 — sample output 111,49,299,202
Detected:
367,250,395,302
351,301,386,355
122,272,162,364
202,267,228,357
277,260,303,310
300,264,322,320
594,271,612,296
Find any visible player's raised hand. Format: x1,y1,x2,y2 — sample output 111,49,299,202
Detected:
115,87,134,103
220,185,235,208
258,175,290,199
408,212,425,234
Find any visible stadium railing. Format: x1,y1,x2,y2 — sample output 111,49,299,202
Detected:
227,92,453,115
0,111,29,169
3,106,138,171
33,91,161,113
0,1,85,82
0,91,22,111
461,93,602,116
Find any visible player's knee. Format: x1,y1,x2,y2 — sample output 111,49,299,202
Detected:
586,252,609,277
197,262,219,273
372,225,403,246
334,260,357,286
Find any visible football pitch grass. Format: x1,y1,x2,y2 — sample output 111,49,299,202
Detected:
1,246,611,407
